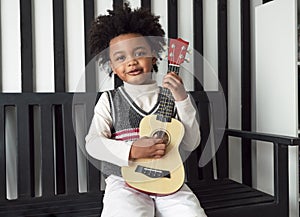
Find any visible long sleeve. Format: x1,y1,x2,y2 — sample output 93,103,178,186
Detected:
175,94,201,152
85,92,132,167
85,82,201,167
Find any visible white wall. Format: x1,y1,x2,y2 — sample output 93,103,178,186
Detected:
65,0,86,92
1,0,21,93
255,1,298,216
178,0,194,91
32,0,55,92
203,0,219,91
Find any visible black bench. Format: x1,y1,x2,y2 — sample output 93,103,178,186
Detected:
0,91,298,217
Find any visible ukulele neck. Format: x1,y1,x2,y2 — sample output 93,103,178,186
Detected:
156,64,181,123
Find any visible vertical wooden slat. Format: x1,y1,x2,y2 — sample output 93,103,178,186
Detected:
0,105,6,198
87,162,100,192
185,151,200,182
193,0,204,91
54,105,66,194
113,0,123,9
17,104,33,198
63,100,78,194
274,144,289,216
29,106,35,196
73,92,100,192
199,93,214,180
84,0,96,92
241,0,252,186
167,0,178,38
141,0,151,10
53,0,66,92
0,1,2,92
20,0,33,92
215,0,228,178
113,0,124,89
40,104,55,196
85,96,101,192
84,0,94,63
186,92,214,182
217,0,228,98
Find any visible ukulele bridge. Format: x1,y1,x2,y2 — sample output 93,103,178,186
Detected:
135,165,171,179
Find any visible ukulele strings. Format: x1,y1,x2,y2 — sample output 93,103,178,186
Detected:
160,41,185,125
158,41,183,161
166,42,184,120
162,41,176,121
152,41,185,171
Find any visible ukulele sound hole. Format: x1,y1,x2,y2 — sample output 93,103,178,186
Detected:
152,130,170,145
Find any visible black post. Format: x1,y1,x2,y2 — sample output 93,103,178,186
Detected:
241,0,252,186
53,0,66,92
20,0,33,92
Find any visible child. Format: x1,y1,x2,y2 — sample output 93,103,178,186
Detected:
85,3,207,217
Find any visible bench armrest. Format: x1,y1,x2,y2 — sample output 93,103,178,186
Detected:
226,129,300,146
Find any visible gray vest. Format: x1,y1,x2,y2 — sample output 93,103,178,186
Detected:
101,86,169,177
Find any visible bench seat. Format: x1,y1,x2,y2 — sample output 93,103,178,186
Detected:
189,179,274,214
0,91,298,217
0,193,103,217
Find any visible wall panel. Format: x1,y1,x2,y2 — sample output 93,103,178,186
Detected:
33,0,55,92
255,1,298,216
65,0,85,92
1,0,22,92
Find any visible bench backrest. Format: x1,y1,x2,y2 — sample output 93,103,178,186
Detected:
0,91,230,202
0,93,101,202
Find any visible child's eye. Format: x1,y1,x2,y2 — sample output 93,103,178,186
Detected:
135,51,146,57
115,55,126,62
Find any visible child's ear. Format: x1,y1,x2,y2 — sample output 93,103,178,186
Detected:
152,57,158,72
109,61,117,74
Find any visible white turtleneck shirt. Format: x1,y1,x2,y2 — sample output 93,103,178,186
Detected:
85,80,201,167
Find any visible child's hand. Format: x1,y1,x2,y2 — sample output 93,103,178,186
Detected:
163,72,188,101
129,137,166,159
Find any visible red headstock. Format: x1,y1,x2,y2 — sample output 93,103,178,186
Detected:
168,38,189,66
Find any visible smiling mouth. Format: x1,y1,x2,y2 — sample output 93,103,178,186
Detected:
126,69,142,75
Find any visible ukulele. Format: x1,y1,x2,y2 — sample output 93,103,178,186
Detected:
121,38,189,195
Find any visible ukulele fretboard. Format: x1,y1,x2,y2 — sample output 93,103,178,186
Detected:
156,64,180,122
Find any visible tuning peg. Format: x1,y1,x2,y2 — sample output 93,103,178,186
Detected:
184,58,190,63
187,49,192,54
160,53,168,60
162,45,168,50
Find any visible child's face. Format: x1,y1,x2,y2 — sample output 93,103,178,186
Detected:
109,33,156,85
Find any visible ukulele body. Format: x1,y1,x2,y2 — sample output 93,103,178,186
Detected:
121,114,185,195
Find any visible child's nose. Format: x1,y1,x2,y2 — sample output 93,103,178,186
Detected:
127,58,138,66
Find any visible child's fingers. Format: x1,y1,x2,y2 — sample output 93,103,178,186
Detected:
162,72,188,101
151,143,166,158
152,150,165,158
153,143,166,150
133,137,163,147
164,72,183,83
163,74,183,91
